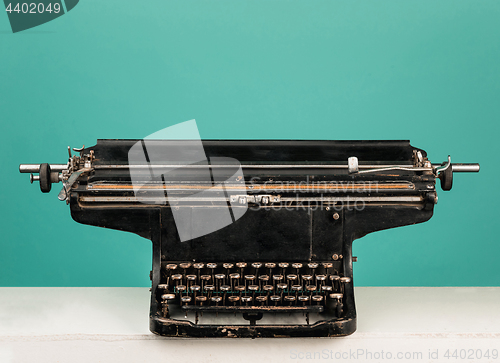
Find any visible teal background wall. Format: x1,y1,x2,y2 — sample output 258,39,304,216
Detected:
0,0,498,287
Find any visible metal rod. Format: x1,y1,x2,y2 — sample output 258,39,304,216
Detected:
19,164,68,173
451,164,480,173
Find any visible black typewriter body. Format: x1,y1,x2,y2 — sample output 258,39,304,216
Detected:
20,140,478,338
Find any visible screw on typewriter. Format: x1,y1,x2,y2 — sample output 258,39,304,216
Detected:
20,140,479,337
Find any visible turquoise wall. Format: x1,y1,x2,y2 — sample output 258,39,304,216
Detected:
0,0,498,286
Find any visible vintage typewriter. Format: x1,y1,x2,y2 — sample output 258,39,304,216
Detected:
20,140,479,337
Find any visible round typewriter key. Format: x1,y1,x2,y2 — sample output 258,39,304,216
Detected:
273,274,284,281
307,262,319,269
321,285,333,292
220,285,231,292
179,263,191,269
193,263,204,269
316,274,327,281
248,284,259,291
340,277,351,283
234,285,245,292
256,295,267,305
329,293,343,301
277,283,287,291
278,262,289,268
190,285,201,292
244,275,256,283
330,275,340,281
287,274,298,281
236,262,247,268
214,274,225,280
263,284,274,292
265,262,276,275
302,275,313,282
195,296,207,305
312,295,324,304
186,274,197,281
306,284,316,292
228,296,240,305
223,263,234,269
229,273,240,280
180,296,191,304
214,274,225,289
270,295,281,305
166,264,177,270
176,285,187,293
211,296,222,305
161,293,176,301
284,295,296,305
298,295,309,304
252,262,262,273
258,275,269,281
291,284,302,291
172,274,183,281
157,284,169,290
207,263,217,269
322,262,333,269
204,285,215,291
200,275,211,281
241,296,252,305
292,263,303,274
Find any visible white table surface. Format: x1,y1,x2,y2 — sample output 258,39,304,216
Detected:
0,287,499,363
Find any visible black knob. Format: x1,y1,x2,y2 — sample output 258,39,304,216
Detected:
39,163,52,193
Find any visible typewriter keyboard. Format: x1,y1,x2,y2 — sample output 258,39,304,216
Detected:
158,262,350,320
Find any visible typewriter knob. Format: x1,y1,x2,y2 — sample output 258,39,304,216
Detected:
439,163,453,191
39,163,52,193
161,293,176,301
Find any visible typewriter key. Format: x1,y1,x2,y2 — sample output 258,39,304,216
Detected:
306,284,316,292
265,263,276,276
166,264,177,270
179,262,191,271
180,296,191,305
228,295,240,306
161,293,176,301
292,263,303,275
279,262,289,275
193,263,204,269
263,284,274,292
186,274,197,282
321,285,333,292
312,295,324,305
195,295,207,306
284,295,296,305
229,273,240,289
256,295,267,306
234,285,245,293
211,296,222,305
316,274,327,289
190,285,201,292
277,283,287,291
251,262,262,275
157,284,169,290
248,284,259,291
329,293,343,301
270,295,281,305
298,295,309,305
307,263,319,276
176,285,187,293
236,262,247,278
241,296,252,305
204,284,215,293
200,275,211,281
